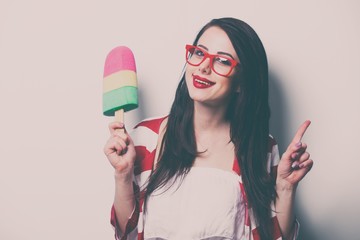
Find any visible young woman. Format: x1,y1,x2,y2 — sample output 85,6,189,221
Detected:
104,17,313,240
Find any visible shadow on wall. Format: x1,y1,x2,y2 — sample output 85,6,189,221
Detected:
136,87,147,121
269,70,319,240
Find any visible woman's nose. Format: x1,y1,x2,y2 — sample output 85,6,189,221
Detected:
198,58,211,74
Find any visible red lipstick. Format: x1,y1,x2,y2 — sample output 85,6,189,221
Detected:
192,74,215,89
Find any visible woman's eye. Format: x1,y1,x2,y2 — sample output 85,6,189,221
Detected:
215,57,232,66
194,49,205,57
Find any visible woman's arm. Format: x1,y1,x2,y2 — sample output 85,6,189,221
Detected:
113,172,136,233
275,180,297,239
104,122,137,233
275,120,313,239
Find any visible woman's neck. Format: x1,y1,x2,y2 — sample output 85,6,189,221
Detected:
192,102,233,170
193,102,229,133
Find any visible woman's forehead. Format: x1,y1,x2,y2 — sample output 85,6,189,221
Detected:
197,26,239,61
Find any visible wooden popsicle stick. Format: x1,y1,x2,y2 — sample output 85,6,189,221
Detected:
115,109,125,133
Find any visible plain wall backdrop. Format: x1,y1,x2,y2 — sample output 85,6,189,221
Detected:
1,0,359,239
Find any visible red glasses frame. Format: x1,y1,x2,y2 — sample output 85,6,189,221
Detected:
185,44,239,77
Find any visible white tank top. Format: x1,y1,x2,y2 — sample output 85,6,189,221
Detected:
144,167,245,240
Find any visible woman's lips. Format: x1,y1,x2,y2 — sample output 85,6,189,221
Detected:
192,75,215,89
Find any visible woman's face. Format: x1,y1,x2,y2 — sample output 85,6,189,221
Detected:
185,26,240,107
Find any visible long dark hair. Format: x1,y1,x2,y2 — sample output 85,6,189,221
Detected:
145,17,275,239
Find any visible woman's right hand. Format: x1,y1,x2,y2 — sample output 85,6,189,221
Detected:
103,122,136,180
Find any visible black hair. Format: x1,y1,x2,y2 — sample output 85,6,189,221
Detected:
144,17,275,239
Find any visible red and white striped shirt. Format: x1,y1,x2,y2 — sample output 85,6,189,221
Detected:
110,116,299,240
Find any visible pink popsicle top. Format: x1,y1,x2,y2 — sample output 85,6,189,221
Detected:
103,46,137,78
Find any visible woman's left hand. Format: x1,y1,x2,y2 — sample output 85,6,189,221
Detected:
277,120,313,187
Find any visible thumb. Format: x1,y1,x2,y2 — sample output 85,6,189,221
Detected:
114,122,127,134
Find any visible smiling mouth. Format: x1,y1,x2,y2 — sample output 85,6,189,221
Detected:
195,79,212,86
192,75,215,88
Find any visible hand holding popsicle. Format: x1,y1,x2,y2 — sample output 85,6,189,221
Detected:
104,122,136,178
277,120,313,187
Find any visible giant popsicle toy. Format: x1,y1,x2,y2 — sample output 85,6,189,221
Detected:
103,46,138,125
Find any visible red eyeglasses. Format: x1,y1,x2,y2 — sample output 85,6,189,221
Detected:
185,44,239,77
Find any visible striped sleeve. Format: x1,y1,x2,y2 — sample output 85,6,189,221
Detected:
110,184,140,240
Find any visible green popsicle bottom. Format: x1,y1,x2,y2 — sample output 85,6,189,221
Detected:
103,86,138,116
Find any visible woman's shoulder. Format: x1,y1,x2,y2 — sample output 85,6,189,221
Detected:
268,134,278,153
131,115,168,177
133,115,168,134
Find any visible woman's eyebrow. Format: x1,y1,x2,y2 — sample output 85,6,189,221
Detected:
197,44,209,51
197,44,235,60
217,51,235,59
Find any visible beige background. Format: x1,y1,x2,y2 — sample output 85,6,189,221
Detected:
1,0,359,239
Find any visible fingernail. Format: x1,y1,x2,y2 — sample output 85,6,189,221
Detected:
291,152,299,160
296,142,302,148
292,162,299,169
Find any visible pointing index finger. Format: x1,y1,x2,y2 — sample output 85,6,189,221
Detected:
292,120,311,144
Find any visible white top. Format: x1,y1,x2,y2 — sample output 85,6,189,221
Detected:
144,167,245,240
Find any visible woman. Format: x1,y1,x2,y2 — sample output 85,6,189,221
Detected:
104,17,313,240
